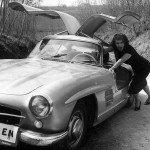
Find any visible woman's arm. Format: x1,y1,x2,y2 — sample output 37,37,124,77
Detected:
109,53,131,71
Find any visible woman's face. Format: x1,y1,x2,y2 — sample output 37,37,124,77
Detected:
115,39,124,51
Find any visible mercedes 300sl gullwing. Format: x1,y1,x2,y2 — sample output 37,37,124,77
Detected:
0,2,141,150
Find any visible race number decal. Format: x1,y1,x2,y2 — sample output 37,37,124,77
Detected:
105,89,113,107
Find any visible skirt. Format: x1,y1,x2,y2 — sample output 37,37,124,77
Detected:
128,68,150,94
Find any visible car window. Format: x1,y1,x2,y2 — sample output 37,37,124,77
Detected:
72,46,96,53
109,52,116,63
103,51,116,69
29,39,101,64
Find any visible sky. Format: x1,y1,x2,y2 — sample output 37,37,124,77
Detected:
41,0,78,6
40,0,103,6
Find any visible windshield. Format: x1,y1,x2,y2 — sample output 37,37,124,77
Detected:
29,38,101,64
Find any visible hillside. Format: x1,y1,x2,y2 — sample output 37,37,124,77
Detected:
0,34,36,59
0,31,150,62
131,31,150,61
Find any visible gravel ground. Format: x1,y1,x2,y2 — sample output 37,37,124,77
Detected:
80,97,150,150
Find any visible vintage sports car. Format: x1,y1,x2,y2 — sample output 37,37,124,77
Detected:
0,2,140,150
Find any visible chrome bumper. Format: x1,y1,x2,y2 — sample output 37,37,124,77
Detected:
20,129,68,146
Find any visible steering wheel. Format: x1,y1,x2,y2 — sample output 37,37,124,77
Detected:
71,53,97,64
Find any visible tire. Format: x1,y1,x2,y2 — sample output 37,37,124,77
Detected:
66,101,88,150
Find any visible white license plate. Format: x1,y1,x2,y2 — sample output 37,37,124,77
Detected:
0,123,19,146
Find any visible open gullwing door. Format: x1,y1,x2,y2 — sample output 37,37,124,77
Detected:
8,2,81,35
76,11,141,38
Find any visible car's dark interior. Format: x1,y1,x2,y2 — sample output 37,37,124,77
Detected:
103,53,132,90
115,65,132,90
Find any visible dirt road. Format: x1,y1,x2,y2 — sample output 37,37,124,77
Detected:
80,95,150,150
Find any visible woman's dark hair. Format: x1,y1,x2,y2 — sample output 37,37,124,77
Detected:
111,33,129,48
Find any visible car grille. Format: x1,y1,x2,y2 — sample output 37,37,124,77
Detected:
0,105,23,125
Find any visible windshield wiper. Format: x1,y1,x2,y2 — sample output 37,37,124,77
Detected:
41,56,70,63
53,53,67,58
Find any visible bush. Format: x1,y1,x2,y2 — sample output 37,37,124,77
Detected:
0,34,36,59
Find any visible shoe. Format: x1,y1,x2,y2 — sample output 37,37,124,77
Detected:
134,101,141,111
144,97,150,105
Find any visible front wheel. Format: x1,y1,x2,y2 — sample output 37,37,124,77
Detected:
66,101,88,150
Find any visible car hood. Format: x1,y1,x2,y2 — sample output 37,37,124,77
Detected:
8,2,81,35
0,58,103,95
76,11,141,37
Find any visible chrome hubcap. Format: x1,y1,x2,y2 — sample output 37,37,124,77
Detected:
68,115,84,143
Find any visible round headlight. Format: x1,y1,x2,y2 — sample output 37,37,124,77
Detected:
30,95,53,118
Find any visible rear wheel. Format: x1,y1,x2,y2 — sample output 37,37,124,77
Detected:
67,102,88,150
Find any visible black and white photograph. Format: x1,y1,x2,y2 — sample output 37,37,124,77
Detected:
0,0,150,150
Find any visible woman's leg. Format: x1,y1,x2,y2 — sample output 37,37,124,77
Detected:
134,93,141,111
144,85,150,104
129,69,149,109
134,94,140,107
143,85,150,98
128,76,143,109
